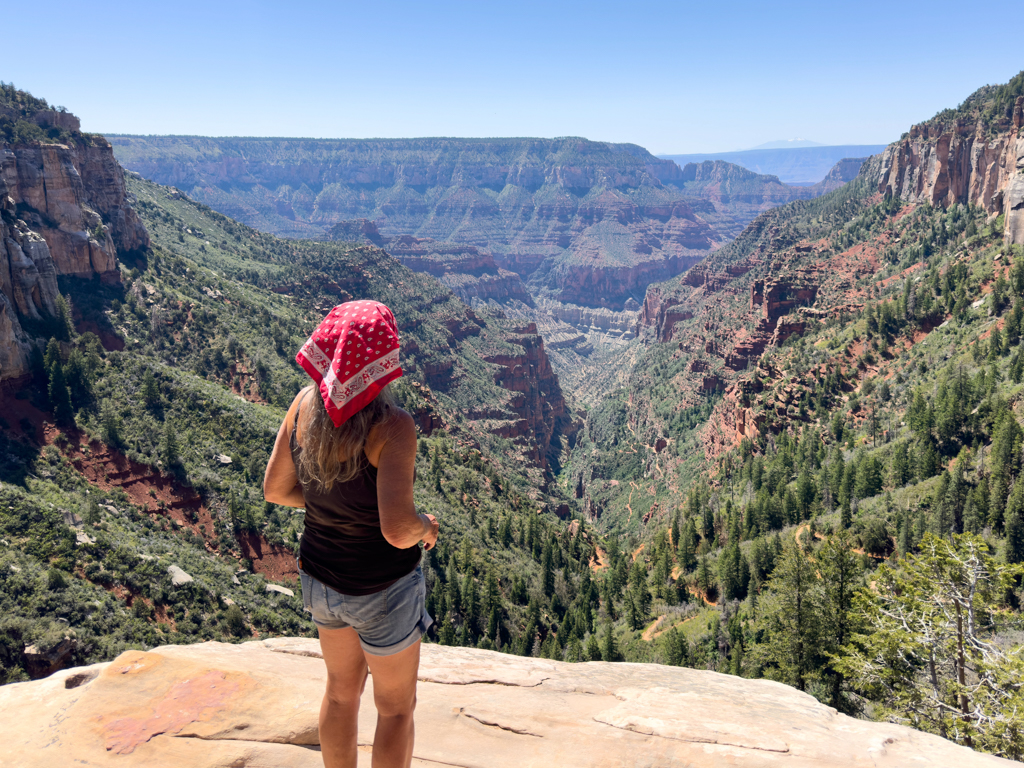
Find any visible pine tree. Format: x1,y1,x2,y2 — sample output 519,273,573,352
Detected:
749,542,822,692
601,624,619,662
990,472,1008,531
497,517,515,550
64,348,90,408
835,534,1024,756
678,519,697,572
53,293,75,342
663,627,689,666
718,541,744,601
142,369,161,407
626,594,640,631
818,531,863,712
461,571,478,632
439,613,456,646
487,604,500,643
47,349,74,426
698,555,716,602
541,539,555,596
1005,481,1024,564
99,400,121,445
163,425,180,469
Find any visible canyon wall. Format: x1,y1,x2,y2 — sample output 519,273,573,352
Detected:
878,96,1024,243
110,136,837,310
326,220,534,305
482,323,579,469
1,118,148,379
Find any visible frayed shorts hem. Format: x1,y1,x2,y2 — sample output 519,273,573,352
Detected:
299,561,432,657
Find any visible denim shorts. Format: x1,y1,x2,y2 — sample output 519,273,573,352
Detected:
298,563,432,656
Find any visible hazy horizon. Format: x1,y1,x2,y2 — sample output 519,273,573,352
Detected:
4,0,1022,154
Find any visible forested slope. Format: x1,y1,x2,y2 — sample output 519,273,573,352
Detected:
551,73,1024,759
0,109,594,682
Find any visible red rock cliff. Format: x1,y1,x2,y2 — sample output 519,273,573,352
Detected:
1,118,149,379
877,97,1024,243
483,326,579,470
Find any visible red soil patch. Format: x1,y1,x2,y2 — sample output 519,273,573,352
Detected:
0,389,296,583
689,586,718,607
236,530,299,582
75,319,124,352
979,318,1006,341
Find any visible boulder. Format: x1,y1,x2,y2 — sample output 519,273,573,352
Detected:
0,639,1014,767
22,637,77,679
166,565,193,586
265,584,294,597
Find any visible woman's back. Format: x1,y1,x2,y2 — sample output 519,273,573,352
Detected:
291,393,420,595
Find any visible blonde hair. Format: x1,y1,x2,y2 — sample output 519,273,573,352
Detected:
296,384,396,490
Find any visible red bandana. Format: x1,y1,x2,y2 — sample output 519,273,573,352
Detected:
296,300,403,427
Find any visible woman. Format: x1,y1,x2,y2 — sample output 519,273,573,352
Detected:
264,300,439,768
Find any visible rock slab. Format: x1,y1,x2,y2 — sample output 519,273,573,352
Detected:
0,638,1014,767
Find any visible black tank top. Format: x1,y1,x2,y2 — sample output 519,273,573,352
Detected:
290,398,420,595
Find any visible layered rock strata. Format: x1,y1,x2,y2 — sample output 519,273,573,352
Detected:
535,297,638,339
878,96,1024,243
327,220,534,305
482,324,578,469
110,137,729,309
0,638,1012,767
1,117,148,379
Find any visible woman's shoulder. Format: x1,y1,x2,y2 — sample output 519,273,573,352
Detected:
378,405,415,437
284,386,316,437
365,405,415,464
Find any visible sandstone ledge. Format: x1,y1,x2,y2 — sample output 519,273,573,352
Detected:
0,639,1012,767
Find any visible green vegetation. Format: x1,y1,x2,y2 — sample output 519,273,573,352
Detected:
555,118,1024,758
926,69,1024,133
1,168,584,681
0,82,88,146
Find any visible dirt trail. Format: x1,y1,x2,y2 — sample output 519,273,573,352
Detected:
641,614,666,642
794,523,885,561
589,546,610,572
648,613,701,642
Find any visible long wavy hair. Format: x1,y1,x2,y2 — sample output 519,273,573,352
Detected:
296,384,396,490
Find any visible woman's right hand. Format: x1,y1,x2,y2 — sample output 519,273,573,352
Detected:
420,513,439,550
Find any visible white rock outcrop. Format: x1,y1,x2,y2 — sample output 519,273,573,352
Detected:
0,638,1015,767
166,565,193,586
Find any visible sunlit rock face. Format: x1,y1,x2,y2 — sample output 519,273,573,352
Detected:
0,638,1014,767
1,115,148,380
878,95,1024,245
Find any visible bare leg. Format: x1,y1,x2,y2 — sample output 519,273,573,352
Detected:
363,640,421,768
318,626,369,768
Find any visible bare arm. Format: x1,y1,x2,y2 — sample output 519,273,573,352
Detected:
263,389,308,508
376,410,439,549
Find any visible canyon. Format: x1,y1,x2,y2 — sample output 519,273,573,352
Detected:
108,136,853,314
629,89,1024,457
5,71,1024,768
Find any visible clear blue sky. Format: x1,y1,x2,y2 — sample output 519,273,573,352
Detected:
5,0,1021,154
